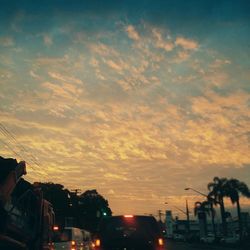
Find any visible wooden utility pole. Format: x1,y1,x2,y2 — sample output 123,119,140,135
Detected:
158,209,163,222
71,189,81,195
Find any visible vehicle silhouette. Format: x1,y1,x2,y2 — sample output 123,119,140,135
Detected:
93,215,165,250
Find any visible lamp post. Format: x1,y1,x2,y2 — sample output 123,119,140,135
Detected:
158,209,164,222
185,187,216,236
165,200,190,234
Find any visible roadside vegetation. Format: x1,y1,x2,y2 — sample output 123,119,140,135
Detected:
193,177,250,240
16,179,112,233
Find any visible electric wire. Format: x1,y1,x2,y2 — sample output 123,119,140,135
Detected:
0,124,40,166
0,123,48,175
0,128,37,170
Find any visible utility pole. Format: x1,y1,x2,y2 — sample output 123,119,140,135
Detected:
165,201,190,234
186,199,190,233
185,187,216,236
71,189,81,195
158,209,163,222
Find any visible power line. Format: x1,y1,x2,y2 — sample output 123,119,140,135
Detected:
0,133,47,176
0,138,38,171
0,128,37,170
0,137,25,161
71,189,81,195
0,122,47,175
0,124,40,166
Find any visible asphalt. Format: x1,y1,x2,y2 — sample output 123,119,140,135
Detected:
165,240,250,250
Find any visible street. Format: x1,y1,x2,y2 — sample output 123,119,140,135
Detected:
165,241,249,250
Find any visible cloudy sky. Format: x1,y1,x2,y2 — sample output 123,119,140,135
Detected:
0,0,250,217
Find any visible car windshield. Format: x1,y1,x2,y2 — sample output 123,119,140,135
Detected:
53,229,72,242
100,216,160,240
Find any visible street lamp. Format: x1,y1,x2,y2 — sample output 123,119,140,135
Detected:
164,200,190,234
185,187,208,197
185,187,216,236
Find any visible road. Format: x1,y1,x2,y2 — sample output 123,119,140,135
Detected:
165,241,248,250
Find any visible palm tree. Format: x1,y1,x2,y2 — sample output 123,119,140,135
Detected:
206,194,217,236
208,177,228,236
224,178,250,239
194,201,211,237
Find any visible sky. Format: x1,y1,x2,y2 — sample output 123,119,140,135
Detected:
0,0,250,218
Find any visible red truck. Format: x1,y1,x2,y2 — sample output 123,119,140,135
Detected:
0,156,55,250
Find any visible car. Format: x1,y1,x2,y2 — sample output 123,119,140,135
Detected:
173,233,185,241
220,235,240,244
81,229,93,250
92,215,165,250
200,233,215,243
52,227,85,250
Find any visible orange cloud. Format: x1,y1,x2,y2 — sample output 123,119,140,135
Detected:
89,43,119,57
126,25,140,41
105,59,123,72
1,19,249,216
175,36,198,50
48,71,83,85
152,28,174,52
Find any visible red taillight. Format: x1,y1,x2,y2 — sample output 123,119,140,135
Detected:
124,215,134,218
95,239,101,247
71,240,76,250
158,238,164,246
53,225,59,231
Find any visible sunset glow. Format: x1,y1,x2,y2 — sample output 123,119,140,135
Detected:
0,0,249,217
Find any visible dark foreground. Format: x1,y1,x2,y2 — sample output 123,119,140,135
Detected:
165,240,250,250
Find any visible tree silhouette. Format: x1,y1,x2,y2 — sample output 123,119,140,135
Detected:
28,184,113,231
78,189,112,232
37,182,71,227
208,177,228,236
194,201,211,236
206,194,218,236
224,178,250,239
